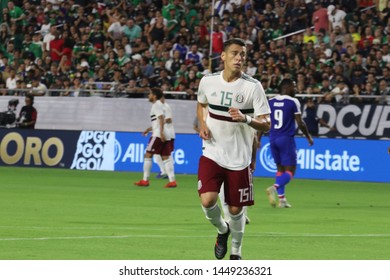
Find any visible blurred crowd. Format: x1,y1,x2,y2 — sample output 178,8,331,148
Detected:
0,0,389,104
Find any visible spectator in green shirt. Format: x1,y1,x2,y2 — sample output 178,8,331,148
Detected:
8,1,26,28
123,18,142,43
73,33,93,64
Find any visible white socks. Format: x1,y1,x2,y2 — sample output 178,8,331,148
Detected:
154,154,167,175
218,188,230,221
229,209,245,256
201,204,228,234
143,158,152,181
163,157,175,182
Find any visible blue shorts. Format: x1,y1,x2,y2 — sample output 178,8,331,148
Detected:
269,136,297,166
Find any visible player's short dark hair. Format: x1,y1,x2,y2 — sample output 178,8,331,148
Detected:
26,93,34,105
150,87,163,100
279,79,295,95
223,38,246,51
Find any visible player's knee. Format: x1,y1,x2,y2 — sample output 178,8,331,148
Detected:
200,193,218,208
228,206,243,216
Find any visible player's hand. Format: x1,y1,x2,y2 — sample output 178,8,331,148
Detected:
250,161,256,173
199,124,211,140
228,107,246,122
308,136,314,146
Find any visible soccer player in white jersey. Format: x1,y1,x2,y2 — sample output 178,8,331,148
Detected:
134,88,177,188
197,38,271,260
154,95,176,184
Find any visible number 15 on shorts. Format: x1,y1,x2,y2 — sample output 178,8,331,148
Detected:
239,188,253,203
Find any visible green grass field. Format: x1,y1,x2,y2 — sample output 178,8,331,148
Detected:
1,166,389,260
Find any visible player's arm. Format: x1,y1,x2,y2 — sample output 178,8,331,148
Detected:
250,131,261,172
159,115,165,142
193,117,200,133
295,114,314,146
228,107,271,132
251,114,271,132
197,102,210,140
143,127,152,136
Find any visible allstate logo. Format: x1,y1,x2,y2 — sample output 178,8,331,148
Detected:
259,143,276,173
114,140,122,163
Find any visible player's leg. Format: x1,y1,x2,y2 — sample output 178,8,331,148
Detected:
154,154,168,178
134,151,152,186
228,205,245,259
275,168,294,208
218,184,230,221
162,140,176,188
266,139,281,207
135,136,161,186
225,167,254,259
275,137,297,208
243,206,250,224
219,184,250,224
198,156,229,259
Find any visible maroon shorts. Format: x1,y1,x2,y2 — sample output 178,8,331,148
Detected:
165,139,175,154
198,156,254,207
146,136,171,156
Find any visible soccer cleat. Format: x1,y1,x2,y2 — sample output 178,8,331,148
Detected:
134,180,149,187
279,200,292,208
245,216,251,225
214,223,230,259
266,186,277,208
230,254,242,260
156,172,168,179
164,181,177,188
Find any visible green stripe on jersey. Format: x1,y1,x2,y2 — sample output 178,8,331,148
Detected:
241,74,258,84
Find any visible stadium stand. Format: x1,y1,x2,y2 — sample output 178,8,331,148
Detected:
0,0,389,104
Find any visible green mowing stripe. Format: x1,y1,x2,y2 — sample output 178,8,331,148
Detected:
1,166,390,260
1,233,390,242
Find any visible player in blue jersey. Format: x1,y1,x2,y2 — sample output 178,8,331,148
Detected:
263,79,313,208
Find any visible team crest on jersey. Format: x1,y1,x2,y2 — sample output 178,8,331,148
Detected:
235,94,244,103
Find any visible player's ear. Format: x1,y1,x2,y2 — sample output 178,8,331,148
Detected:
221,51,226,62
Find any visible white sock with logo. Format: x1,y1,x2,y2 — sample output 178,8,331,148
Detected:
229,209,245,256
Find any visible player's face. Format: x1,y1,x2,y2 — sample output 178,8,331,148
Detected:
25,97,32,106
221,44,247,74
147,92,155,102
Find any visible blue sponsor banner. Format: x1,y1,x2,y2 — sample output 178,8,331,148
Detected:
114,132,202,174
2,129,388,182
256,136,390,183
0,128,80,168
113,132,389,183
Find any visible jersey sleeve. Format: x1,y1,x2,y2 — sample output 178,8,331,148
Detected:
197,77,208,104
165,103,173,119
253,81,271,117
293,97,302,114
154,101,165,118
